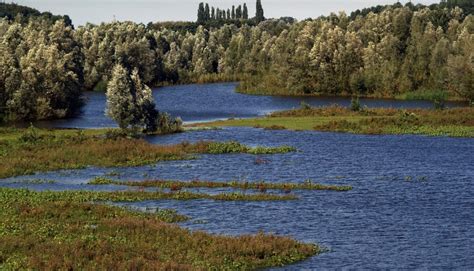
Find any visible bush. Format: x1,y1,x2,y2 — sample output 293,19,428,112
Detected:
156,113,183,134
350,97,361,112
19,124,43,143
300,101,312,110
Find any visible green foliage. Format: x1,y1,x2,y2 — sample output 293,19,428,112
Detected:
89,179,353,192
18,124,42,144
156,112,183,134
256,0,265,23
88,177,114,185
0,19,83,121
207,141,296,154
106,65,159,132
350,97,361,112
0,2,72,25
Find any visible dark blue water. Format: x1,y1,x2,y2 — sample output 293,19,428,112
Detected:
3,127,473,269
33,82,465,129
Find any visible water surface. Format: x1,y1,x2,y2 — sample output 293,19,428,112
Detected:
3,127,473,269
33,83,465,129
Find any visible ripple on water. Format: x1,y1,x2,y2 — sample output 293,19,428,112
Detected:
2,127,473,269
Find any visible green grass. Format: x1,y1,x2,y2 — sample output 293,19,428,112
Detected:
0,188,319,270
190,106,474,137
88,178,353,192
0,127,296,179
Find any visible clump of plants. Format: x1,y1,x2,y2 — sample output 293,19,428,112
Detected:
156,112,183,134
19,124,43,143
350,96,361,112
89,179,353,192
88,177,114,185
207,141,296,155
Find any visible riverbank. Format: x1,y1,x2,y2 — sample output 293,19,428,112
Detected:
236,82,469,103
0,188,319,270
189,106,474,137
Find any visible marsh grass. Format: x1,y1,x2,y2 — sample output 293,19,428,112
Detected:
0,188,318,270
0,128,295,179
192,106,474,137
89,178,353,192
207,141,296,154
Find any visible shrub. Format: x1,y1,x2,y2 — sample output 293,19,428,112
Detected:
350,96,361,111
156,113,183,134
19,124,43,143
300,101,312,110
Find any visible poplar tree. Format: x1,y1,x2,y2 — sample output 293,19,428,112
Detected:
243,4,249,19
205,3,210,21
256,0,264,23
236,5,242,19
232,6,236,20
197,3,205,23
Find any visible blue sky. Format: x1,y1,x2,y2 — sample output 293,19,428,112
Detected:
14,0,439,26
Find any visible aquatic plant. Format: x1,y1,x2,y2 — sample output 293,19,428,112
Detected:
0,188,319,270
88,177,114,185
207,141,296,155
90,179,353,192
0,127,299,179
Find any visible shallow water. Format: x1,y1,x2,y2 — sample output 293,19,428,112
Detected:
32,82,466,129
3,127,473,269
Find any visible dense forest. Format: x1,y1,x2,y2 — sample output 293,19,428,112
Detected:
0,0,473,123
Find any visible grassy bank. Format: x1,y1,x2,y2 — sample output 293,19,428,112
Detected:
89,178,353,192
0,188,319,270
0,127,296,179
190,106,474,137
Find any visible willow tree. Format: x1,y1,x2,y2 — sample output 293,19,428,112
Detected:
106,64,158,131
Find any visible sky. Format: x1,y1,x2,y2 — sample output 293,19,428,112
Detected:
12,0,440,26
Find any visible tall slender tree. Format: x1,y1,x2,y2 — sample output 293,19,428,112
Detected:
232,5,236,19
204,3,210,21
256,0,264,23
197,3,205,23
236,5,242,19
243,3,249,19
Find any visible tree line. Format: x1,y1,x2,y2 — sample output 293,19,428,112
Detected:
0,1,473,124
197,2,249,24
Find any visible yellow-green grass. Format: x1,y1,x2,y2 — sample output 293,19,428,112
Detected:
88,178,353,192
0,188,319,270
189,106,474,137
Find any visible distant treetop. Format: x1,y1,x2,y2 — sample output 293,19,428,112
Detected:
197,1,260,25
0,2,72,26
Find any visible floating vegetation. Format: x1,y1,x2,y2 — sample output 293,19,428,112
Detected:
207,141,296,155
5,187,298,203
88,178,353,192
0,188,318,269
